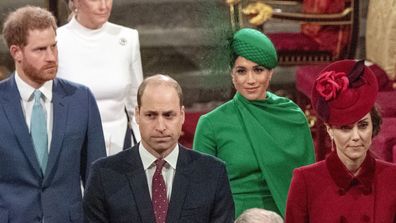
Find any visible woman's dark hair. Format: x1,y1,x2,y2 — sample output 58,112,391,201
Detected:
371,104,382,137
229,52,238,68
228,34,237,69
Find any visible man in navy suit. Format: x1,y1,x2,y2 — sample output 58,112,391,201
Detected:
0,6,106,222
83,74,235,222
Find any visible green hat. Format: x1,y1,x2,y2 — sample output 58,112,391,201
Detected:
231,28,278,69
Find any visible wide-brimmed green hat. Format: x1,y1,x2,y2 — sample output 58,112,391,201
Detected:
231,28,278,69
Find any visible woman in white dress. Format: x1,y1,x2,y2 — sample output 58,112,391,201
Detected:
57,0,143,155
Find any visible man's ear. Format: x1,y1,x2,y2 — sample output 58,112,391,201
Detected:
180,105,185,124
135,106,140,125
10,45,22,63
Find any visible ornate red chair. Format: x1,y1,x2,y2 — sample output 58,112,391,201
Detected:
227,0,359,65
179,111,206,148
371,118,396,163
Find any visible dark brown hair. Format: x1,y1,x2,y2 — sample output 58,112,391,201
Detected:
370,104,382,137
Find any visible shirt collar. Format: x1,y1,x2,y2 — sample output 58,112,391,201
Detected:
15,71,53,102
139,143,179,170
326,151,375,194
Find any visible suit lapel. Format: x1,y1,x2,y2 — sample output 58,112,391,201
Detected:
1,76,42,177
43,79,69,184
125,146,156,223
166,145,194,222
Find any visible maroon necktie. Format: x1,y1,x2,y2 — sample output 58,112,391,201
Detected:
152,158,168,223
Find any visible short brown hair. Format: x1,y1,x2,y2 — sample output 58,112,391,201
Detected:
2,5,57,48
137,74,183,108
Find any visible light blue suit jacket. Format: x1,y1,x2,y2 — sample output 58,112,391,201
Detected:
0,74,106,223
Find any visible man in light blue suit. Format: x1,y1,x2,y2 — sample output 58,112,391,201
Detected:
0,6,106,223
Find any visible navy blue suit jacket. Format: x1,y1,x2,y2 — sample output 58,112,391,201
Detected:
0,75,106,223
83,144,235,223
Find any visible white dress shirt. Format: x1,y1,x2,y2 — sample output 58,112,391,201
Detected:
15,72,53,152
139,144,179,201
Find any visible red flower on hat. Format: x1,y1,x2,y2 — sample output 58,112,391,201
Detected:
315,71,349,101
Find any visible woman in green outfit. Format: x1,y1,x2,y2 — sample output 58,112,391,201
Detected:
193,28,315,218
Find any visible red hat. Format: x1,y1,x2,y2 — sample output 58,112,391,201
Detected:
311,60,378,125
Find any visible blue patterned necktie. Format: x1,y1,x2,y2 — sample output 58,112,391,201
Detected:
30,90,48,174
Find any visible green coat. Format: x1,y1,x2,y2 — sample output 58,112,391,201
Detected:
193,92,315,217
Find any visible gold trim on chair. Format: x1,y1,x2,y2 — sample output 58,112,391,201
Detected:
242,2,273,26
226,0,244,31
226,0,359,66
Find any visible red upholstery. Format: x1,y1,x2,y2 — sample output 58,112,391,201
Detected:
295,64,327,98
369,64,395,91
301,0,350,57
371,118,396,162
376,91,396,118
266,0,351,61
179,111,206,148
393,144,396,163
267,33,320,52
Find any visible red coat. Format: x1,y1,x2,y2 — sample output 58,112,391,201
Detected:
285,152,396,223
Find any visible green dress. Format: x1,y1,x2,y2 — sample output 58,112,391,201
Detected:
193,92,315,218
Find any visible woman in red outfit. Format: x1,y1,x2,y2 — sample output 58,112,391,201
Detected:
285,60,396,223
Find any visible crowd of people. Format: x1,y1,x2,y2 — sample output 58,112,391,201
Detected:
0,2,395,223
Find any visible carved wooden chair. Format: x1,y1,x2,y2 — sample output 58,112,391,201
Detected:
227,0,359,65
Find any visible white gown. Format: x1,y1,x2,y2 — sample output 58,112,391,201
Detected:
57,17,143,155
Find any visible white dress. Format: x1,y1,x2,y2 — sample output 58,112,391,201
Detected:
57,17,143,155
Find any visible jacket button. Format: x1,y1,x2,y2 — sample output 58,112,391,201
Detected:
361,215,370,222
338,188,346,195
339,216,347,223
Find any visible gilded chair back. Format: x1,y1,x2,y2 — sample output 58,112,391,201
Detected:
227,0,359,65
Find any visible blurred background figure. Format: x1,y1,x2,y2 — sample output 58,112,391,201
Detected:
57,0,143,155
0,65,9,80
193,28,315,218
286,60,396,223
235,208,284,223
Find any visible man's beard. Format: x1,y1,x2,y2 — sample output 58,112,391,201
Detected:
22,60,57,84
